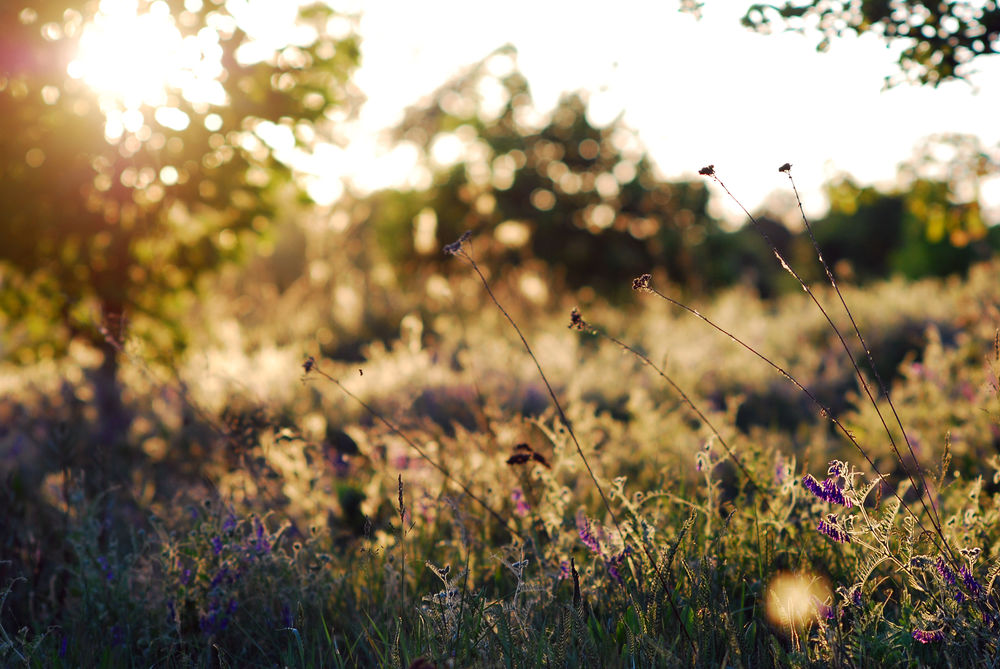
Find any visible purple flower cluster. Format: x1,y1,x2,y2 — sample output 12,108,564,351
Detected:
606,551,626,585
935,557,985,602
576,510,601,554
816,514,850,543
96,555,114,582
511,488,530,517
912,628,944,644
960,565,985,599
199,597,238,636
802,474,852,507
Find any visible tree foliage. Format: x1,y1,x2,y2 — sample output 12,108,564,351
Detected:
0,1,360,361
732,1,1000,86
348,46,734,299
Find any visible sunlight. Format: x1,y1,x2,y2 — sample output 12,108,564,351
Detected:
67,0,227,140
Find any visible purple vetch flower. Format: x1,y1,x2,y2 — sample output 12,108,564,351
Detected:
558,560,571,581
774,455,789,485
211,536,224,555
803,474,852,507
606,551,626,585
59,634,68,659
936,557,957,587
222,514,237,533
812,596,835,621
816,515,850,543
576,510,601,555
960,565,985,599
912,628,944,644
96,555,114,582
511,488,530,517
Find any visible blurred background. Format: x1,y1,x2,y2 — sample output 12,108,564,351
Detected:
2,0,1000,555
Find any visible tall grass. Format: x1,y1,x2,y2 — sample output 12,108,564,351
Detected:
3,165,1000,666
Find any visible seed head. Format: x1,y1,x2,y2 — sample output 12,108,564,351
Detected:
632,273,652,292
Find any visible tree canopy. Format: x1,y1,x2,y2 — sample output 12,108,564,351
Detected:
0,1,360,362
724,1,1000,86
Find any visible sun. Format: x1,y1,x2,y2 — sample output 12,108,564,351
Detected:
67,0,227,136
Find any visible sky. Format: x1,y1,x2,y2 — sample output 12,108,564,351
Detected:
319,0,1000,225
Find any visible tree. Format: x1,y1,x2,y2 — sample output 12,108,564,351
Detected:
350,46,728,300
724,1,1000,86
0,1,360,440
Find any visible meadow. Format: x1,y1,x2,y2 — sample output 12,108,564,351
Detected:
3,173,1000,668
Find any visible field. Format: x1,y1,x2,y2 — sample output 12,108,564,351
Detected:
3,219,1000,667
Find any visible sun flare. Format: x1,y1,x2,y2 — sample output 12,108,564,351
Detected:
67,0,227,138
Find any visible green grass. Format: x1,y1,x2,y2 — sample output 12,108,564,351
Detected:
3,171,1000,667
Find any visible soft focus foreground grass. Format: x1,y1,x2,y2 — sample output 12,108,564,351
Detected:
1,259,1000,667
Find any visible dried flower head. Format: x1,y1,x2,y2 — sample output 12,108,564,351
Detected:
912,628,944,644
443,231,472,255
302,356,315,374
632,273,652,292
778,162,792,173
569,308,588,331
698,164,715,176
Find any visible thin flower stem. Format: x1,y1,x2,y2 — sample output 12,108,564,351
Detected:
570,309,759,491
304,358,524,542
700,166,947,553
783,166,941,527
446,237,693,647
633,276,945,554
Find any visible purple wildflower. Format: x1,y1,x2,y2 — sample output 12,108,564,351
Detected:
936,557,957,587
816,515,850,543
576,510,601,554
960,565,985,599
812,596,835,621
59,635,68,659
222,514,237,533
211,536,224,555
511,488,530,517
912,628,944,644
607,552,625,585
803,474,852,507
97,555,114,582
558,560,571,581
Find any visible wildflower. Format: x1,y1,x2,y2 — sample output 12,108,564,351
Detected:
211,536,224,555
816,515,850,543
812,596,835,621
576,510,601,554
698,164,715,176
443,231,471,255
511,488,530,517
936,557,957,587
558,560,572,581
97,555,114,582
632,273,651,292
912,628,944,643
302,356,315,374
568,308,588,332
778,162,792,173
802,474,852,507
607,551,626,585
960,565,985,599
222,513,237,533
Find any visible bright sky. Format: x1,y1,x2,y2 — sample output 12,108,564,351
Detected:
68,0,1000,225
322,0,1000,224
